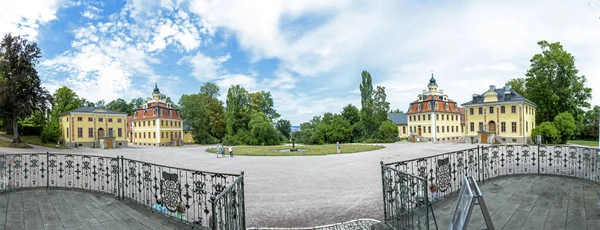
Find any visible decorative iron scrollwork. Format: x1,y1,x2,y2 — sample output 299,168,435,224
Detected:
161,172,181,212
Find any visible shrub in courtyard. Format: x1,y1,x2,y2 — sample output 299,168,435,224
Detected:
531,122,560,144
553,112,576,144
40,122,60,143
376,120,399,142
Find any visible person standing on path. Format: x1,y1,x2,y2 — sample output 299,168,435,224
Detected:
229,145,233,157
216,144,220,158
221,145,225,157
336,141,341,154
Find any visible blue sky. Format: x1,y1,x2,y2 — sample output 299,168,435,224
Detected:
2,0,599,125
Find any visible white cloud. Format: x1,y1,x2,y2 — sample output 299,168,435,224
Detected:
0,0,65,39
40,3,185,103
183,52,231,82
185,0,600,125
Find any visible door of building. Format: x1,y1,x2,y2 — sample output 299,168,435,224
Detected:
481,132,488,143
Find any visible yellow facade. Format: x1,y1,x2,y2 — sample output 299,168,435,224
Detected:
407,112,463,142
58,108,128,148
396,125,408,138
406,74,463,142
130,84,184,147
463,84,536,144
183,130,194,143
131,119,184,146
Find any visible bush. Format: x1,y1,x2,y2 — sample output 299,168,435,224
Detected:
377,120,399,141
40,123,60,143
553,112,576,144
531,122,560,144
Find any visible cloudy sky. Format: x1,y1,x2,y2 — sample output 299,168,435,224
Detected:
2,0,599,125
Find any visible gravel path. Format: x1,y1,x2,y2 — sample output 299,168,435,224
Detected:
0,142,476,227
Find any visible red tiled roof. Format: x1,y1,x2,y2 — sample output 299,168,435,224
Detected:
406,95,462,114
131,103,183,121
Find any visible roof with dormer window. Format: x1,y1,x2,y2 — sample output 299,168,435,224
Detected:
461,83,537,107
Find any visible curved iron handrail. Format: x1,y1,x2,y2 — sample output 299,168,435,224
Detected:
0,152,241,229
384,145,600,203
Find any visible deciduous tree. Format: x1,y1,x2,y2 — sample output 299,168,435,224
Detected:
275,119,292,139
507,78,527,97
525,40,592,123
0,34,52,142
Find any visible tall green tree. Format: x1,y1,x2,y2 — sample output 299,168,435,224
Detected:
328,114,352,143
47,86,84,143
95,100,106,108
247,112,281,145
0,34,52,142
275,119,292,139
373,86,390,124
225,85,250,136
553,112,577,144
130,97,145,110
341,104,360,125
582,105,599,140
525,40,592,123
179,82,226,144
249,91,280,121
51,86,84,120
200,83,226,140
106,98,134,115
507,78,527,97
359,70,376,137
160,93,179,108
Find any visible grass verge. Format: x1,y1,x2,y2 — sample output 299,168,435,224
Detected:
206,144,385,156
0,132,68,149
568,139,599,147
0,137,33,148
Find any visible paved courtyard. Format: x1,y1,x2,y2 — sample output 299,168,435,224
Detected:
0,142,513,227
432,175,600,230
0,189,190,230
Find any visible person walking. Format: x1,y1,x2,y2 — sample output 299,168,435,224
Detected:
221,145,225,157
216,144,220,158
229,145,233,157
336,141,341,154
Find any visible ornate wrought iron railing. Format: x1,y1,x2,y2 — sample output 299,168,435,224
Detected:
381,163,430,230
211,172,245,230
0,152,242,229
385,145,600,204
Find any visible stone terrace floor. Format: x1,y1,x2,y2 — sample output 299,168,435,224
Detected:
0,189,192,230
431,175,600,230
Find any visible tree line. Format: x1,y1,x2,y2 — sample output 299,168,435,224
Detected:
508,40,597,144
292,71,399,144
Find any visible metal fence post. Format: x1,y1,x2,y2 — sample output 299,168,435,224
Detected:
241,171,246,229
46,152,49,191
380,161,387,224
477,146,482,183
537,143,541,176
210,195,217,230
120,156,124,200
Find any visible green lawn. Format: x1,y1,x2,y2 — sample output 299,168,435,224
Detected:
0,132,68,149
568,139,599,147
206,144,385,156
0,136,33,148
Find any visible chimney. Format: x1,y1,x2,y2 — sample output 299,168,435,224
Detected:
490,85,496,91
